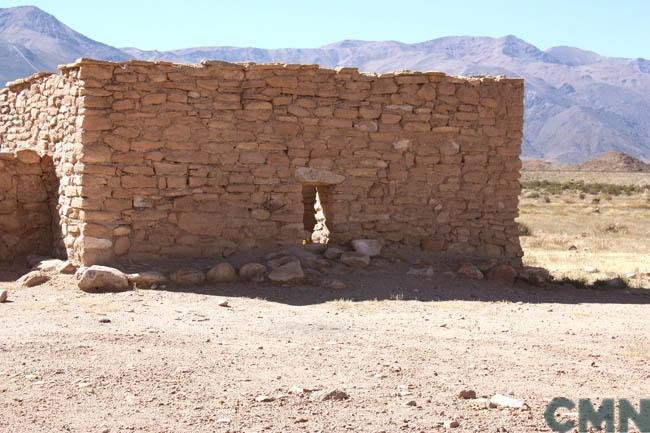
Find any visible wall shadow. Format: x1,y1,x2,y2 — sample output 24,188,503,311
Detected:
41,154,66,260
145,265,650,307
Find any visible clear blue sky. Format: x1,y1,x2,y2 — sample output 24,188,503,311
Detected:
4,0,650,58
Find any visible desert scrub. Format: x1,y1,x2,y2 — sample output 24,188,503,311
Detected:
522,180,646,196
517,221,533,236
556,276,589,289
594,223,629,234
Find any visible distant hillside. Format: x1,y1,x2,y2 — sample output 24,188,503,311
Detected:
523,152,650,172
522,159,564,171
0,6,129,83
2,5,650,163
573,151,650,172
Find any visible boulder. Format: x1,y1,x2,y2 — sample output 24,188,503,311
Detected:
457,263,484,280
447,242,476,256
458,390,477,400
268,261,305,283
128,271,168,287
34,259,66,274
302,256,330,271
207,262,237,283
255,395,275,403
239,263,267,282
323,246,345,260
267,255,300,269
443,420,460,429
298,254,329,271
313,389,350,401
18,270,49,287
340,252,370,268
407,266,434,278
302,243,328,254
58,261,77,274
283,246,320,262
33,259,76,275
0,289,8,303
77,266,129,292
476,258,498,272
605,277,626,289
518,267,550,285
487,264,518,283
489,394,527,410
170,268,206,285
351,239,383,257
321,278,346,290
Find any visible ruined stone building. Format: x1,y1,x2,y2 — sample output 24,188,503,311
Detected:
0,58,524,266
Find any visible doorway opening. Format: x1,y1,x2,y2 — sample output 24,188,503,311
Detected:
302,185,330,244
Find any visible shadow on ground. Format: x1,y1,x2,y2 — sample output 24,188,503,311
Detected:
3,249,649,307
146,267,650,307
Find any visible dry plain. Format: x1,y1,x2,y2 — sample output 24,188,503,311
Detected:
519,170,650,287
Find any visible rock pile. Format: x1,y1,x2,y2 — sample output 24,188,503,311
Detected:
63,239,384,292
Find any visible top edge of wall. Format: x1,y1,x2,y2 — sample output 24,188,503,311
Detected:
58,58,522,82
3,57,524,91
4,72,54,91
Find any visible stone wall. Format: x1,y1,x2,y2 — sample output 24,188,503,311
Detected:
0,70,84,261
0,150,55,261
1,58,524,266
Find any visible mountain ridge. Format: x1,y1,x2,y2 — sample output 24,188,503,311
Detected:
523,151,650,172
1,5,649,164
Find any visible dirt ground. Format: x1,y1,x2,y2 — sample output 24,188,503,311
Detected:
1,257,649,433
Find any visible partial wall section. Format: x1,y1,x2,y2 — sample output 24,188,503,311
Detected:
0,150,55,262
0,70,85,262
63,59,523,265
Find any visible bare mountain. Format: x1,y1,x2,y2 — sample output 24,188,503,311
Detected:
0,6,130,83
523,151,650,172
2,5,650,163
573,151,650,172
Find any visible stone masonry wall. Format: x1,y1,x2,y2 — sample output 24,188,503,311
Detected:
60,59,523,265
0,149,54,261
0,71,85,261
1,58,524,266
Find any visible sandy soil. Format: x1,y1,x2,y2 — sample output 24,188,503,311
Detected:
1,262,649,433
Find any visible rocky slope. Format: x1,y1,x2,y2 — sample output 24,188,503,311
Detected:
0,6,129,83
572,151,650,172
523,151,650,172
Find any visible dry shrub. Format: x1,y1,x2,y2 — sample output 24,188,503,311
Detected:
517,222,533,236
595,223,629,234
524,235,572,250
